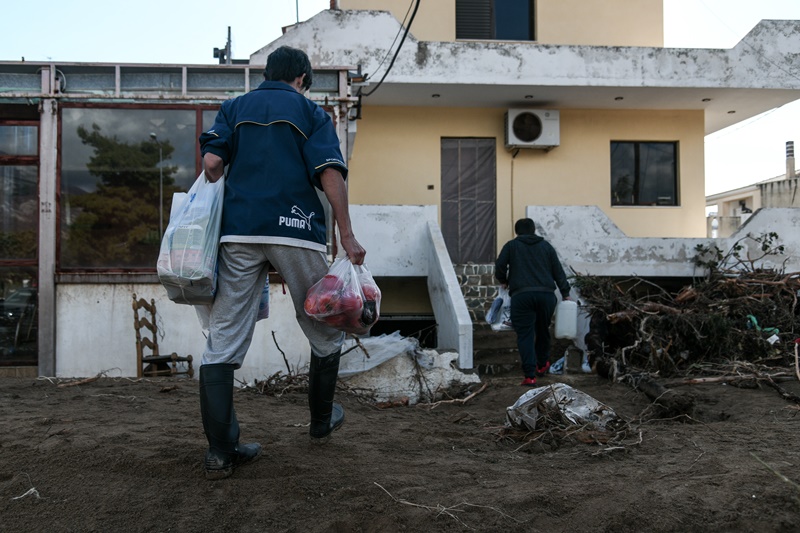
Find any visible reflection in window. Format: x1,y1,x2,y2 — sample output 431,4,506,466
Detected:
202,110,218,133
60,107,198,269
456,0,535,41
0,267,38,365
0,166,38,260
611,142,678,206
0,126,38,156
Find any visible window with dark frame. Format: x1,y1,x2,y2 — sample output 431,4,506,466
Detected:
0,121,39,265
0,120,39,364
456,0,536,41
610,141,678,207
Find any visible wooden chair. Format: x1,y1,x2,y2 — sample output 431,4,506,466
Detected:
132,293,193,378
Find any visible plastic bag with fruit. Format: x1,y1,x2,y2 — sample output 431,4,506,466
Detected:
304,257,381,335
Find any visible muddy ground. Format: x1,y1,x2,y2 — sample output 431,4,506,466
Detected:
1,370,799,532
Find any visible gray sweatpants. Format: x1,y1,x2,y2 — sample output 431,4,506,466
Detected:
201,242,345,367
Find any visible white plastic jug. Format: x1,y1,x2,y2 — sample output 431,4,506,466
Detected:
554,300,578,340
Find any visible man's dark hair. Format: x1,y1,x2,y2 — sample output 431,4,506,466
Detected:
515,218,536,235
264,46,313,90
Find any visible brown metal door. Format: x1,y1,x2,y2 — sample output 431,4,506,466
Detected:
441,138,497,264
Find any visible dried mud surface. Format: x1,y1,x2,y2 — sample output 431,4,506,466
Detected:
1,373,799,532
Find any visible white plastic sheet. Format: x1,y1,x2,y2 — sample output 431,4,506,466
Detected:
338,331,419,377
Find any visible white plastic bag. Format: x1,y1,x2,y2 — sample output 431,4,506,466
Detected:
490,286,513,331
157,172,224,305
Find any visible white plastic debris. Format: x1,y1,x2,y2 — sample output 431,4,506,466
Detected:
506,383,619,431
338,331,420,377
340,342,481,405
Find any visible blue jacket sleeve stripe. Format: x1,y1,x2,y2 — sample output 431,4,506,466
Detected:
234,120,309,140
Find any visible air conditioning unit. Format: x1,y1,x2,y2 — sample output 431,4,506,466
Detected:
504,109,560,151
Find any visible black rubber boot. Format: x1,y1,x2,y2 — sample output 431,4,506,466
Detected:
308,350,345,444
199,364,262,480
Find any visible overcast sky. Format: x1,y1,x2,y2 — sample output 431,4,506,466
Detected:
3,0,800,196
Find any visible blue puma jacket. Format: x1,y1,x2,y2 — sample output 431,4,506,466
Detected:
199,80,348,251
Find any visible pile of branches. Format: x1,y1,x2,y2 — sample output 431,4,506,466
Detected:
241,371,309,397
574,233,800,379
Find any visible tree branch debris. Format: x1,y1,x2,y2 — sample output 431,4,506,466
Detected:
573,232,800,405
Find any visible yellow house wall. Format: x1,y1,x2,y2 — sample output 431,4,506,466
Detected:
537,0,664,47
340,0,457,44
347,107,705,243
339,0,664,47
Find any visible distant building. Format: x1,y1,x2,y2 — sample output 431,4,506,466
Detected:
706,141,800,237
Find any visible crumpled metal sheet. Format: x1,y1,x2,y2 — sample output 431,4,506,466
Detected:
505,383,619,431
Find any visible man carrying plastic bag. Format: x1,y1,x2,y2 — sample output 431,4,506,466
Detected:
196,46,366,480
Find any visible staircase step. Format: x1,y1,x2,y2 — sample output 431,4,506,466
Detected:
472,323,519,376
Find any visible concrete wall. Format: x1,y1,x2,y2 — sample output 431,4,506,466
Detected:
761,179,800,208
347,106,707,243
529,206,800,277
340,0,664,47
731,208,800,272
424,221,473,369
56,283,310,382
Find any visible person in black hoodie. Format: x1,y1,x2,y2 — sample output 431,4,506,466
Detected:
495,218,571,386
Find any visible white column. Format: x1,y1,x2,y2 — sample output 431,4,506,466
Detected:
37,67,58,376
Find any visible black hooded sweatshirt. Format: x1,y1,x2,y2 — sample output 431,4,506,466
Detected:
494,234,570,298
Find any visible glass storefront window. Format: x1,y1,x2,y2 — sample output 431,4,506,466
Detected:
0,166,38,261
60,107,199,269
202,110,219,132
0,125,38,156
0,267,37,365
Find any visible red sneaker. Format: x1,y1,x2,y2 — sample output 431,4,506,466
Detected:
520,377,537,387
536,361,551,377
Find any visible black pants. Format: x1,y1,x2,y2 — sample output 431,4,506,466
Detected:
510,291,557,378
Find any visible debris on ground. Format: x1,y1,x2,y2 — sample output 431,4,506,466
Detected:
498,383,639,453
506,383,620,431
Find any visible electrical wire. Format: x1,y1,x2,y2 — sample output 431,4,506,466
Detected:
360,0,421,97
367,0,415,82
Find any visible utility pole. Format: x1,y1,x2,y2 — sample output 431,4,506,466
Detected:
213,27,233,65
